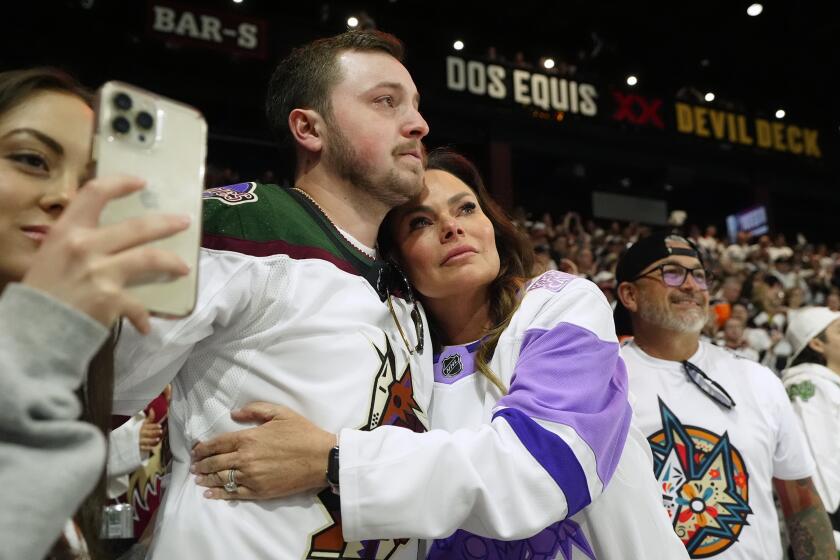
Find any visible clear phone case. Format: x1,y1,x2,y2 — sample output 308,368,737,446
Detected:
92,81,206,317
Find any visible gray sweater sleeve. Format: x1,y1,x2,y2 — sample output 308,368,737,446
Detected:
0,284,110,560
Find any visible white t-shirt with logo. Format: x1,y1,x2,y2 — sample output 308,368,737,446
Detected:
622,339,815,560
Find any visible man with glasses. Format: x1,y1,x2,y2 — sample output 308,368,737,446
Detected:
615,233,834,560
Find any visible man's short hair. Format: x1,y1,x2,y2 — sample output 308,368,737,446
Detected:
265,30,404,154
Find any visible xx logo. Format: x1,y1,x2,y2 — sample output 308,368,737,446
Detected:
612,91,664,128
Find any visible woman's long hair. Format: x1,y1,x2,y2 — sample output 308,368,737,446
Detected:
0,68,112,560
381,148,535,394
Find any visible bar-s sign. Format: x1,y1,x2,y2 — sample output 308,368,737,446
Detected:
148,0,267,59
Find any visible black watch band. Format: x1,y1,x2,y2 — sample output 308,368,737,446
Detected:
326,445,340,495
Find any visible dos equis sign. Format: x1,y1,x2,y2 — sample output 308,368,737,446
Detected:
445,56,599,117
442,56,824,160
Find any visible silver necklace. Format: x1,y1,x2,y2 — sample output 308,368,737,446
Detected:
290,187,376,260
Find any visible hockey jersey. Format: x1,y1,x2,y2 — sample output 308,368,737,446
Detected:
114,183,432,560
336,271,688,558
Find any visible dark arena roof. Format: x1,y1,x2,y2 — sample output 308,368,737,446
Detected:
3,0,839,238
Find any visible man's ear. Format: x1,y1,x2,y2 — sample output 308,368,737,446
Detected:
617,282,639,312
288,108,324,154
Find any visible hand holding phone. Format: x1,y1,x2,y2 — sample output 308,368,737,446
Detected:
91,81,207,317
22,175,190,334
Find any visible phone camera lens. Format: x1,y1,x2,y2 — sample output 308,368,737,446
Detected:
136,111,154,130
113,93,132,111
112,116,131,134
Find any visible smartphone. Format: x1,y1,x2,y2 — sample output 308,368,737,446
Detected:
91,81,206,317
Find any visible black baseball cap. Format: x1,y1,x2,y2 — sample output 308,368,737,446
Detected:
614,233,703,336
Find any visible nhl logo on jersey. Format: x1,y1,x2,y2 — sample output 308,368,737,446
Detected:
202,182,259,205
442,354,463,377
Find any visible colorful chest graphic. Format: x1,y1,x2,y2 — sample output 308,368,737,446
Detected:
648,398,752,558
306,335,429,560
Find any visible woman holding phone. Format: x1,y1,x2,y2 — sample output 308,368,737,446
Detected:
0,68,190,559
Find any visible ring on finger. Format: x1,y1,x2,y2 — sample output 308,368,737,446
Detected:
223,469,238,493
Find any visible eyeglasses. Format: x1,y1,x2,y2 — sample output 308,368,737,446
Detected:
634,263,710,290
682,360,736,409
383,262,425,355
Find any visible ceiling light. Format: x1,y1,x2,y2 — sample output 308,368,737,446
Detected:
543,58,555,70
775,109,785,119
453,40,464,51
626,75,638,86
747,3,763,16
704,92,715,102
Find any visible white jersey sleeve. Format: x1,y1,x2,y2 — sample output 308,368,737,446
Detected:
339,273,631,541
113,249,265,415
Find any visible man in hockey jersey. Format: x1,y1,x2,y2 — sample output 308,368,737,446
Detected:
192,149,689,559
614,233,835,559
113,30,432,559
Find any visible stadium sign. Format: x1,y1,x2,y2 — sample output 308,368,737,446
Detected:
442,56,823,160
675,102,821,158
445,56,599,117
148,1,267,59
611,92,665,128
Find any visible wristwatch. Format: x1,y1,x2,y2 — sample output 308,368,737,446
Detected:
326,445,340,495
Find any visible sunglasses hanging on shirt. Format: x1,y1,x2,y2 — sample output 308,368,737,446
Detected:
682,360,736,409
380,260,425,356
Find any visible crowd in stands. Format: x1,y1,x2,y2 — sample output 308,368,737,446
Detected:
514,209,840,374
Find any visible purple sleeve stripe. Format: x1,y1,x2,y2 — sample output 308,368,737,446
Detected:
497,321,631,488
493,407,591,516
